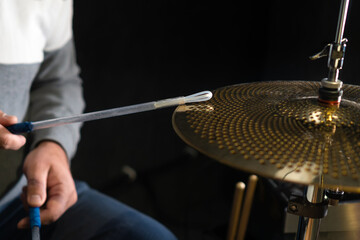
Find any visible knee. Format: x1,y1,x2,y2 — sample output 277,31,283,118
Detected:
123,213,177,240
95,213,177,240
127,224,177,240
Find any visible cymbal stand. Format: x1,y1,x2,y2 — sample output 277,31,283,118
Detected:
287,2,352,239
288,185,328,240
310,0,350,105
287,185,346,240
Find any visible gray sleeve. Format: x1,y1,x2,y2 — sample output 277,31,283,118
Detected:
28,38,85,161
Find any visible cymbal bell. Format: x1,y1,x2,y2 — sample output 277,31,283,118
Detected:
172,81,360,193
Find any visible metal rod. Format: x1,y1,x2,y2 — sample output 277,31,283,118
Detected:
296,185,325,240
327,0,350,83
334,0,350,44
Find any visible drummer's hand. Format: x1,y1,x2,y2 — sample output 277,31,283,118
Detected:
17,141,77,228
0,111,26,150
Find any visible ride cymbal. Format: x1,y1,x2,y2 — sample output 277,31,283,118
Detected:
173,81,360,192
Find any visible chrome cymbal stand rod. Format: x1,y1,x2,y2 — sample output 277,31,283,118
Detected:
326,0,350,84
295,185,325,240
311,0,350,104
334,0,350,52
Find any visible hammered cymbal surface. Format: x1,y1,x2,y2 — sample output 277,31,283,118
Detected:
172,81,360,192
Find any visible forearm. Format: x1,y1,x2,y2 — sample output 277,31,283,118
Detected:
28,39,85,160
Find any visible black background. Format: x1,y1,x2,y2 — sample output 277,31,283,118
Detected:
70,1,360,239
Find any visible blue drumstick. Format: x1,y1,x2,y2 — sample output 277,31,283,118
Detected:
30,207,40,240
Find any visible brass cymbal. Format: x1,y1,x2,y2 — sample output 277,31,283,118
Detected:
172,81,360,192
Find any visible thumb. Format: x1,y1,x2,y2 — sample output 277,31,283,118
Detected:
24,162,48,207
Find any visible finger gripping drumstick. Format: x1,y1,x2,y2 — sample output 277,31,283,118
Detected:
7,91,212,134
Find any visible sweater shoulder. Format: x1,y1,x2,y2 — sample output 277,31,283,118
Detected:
0,0,73,64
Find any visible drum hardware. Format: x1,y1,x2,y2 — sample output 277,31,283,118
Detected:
173,82,360,240
172,0,355,239
292,185,326,240
310,0,350,105
310,38,347,105
292,1,351,239
287,192,328,219
286,186,346,239
325,188,345,206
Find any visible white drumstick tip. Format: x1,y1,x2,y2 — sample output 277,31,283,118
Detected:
154,91,213,108
184,91,213,104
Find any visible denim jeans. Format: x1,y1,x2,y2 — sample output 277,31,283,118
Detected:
0,181,177,240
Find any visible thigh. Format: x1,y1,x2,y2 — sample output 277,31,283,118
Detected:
47,181,177,240
0,197,30,240
0,181,177,240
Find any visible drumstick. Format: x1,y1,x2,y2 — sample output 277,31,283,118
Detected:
6,91,212,134
30,207,41,240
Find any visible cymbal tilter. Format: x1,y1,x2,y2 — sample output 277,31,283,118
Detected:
311,0,350,105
